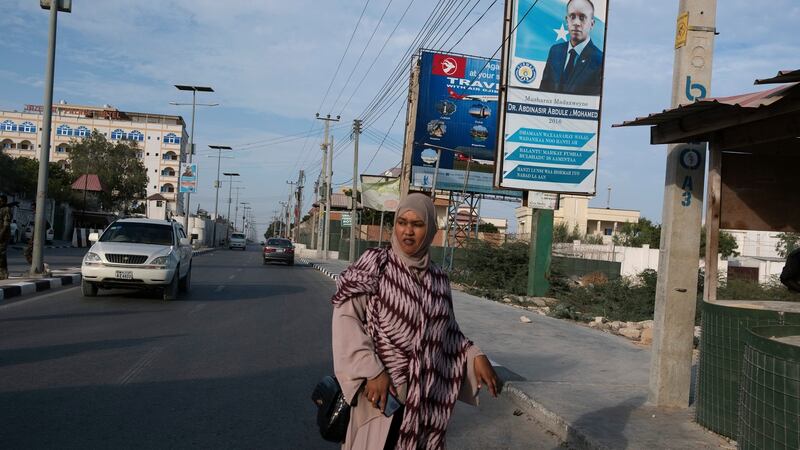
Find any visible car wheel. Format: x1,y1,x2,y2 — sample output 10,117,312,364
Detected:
163,270,179,301
288,260,294,266
179,264,191,293
81,280,98,297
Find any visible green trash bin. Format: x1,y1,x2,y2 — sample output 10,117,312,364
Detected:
696,301,800,439
738,325,800,450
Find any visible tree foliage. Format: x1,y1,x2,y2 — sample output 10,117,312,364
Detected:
613,218,661,248
0,154,72,203
776,232,800,258
699,228,740,259
67,130,147,213
552,222,582,243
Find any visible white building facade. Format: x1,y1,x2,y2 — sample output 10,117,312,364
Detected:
0,103,188,215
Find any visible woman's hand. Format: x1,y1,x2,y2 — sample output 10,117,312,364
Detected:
474,355,499,397
364,370,392,412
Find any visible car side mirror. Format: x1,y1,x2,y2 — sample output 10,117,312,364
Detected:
179,237,191,246
88,232,99,243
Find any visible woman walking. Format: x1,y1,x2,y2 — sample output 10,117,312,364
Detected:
332,193,498,449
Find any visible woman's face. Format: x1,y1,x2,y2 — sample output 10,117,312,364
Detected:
395,210,427,256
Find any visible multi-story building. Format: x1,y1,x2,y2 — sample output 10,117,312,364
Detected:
0,102,188,214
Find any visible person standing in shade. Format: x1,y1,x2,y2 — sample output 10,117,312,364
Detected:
0,195,11,280
538,0,604,96
24,203,35,265
331,193,498,449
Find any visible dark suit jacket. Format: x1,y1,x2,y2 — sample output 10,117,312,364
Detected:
539,40,603,96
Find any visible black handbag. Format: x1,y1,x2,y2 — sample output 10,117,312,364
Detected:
311,375,352,443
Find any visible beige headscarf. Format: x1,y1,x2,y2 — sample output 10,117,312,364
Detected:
391,193,438,271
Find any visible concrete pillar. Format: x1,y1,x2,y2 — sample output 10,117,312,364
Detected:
649,0,716,407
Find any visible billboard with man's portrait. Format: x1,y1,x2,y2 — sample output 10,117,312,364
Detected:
496,0,609,195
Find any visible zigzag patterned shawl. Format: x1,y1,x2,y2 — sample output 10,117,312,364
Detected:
332,247,472,450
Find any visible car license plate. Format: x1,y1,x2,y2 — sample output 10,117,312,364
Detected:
115,270,134,280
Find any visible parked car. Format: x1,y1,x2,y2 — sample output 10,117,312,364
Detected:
24,221,54,244
263,238,294,266
80,218,193,300
229,232,247,250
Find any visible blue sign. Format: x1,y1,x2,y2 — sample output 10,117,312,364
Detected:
505,147,594,166
411,50,518,197
179,163,198,193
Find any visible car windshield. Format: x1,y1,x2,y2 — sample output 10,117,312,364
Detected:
266,239,292,248
100,222,174,246
231,233,245,239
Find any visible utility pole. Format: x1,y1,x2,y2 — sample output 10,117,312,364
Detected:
324,134,333,258
208,145,232,247
349,120,362,262
239,201,249,234
315,114,340,258
232,187,245,231
295,170,305,242
399,60,421,201
224,172,241,244
286,180,297,239
30,0,71,276
649,0,717,408
311,179,320,249
278,201,288,238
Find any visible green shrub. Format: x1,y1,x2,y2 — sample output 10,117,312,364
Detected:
450,239,529,298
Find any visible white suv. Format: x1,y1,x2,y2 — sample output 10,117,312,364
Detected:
229,232,246,250
81,218,193,300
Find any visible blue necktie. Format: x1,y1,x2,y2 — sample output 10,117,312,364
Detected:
562,49,578,87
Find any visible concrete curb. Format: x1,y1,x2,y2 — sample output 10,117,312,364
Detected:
11,245,75,250
300,258,339,281
503,383,597,450
0,273,82,302
192,248,216,256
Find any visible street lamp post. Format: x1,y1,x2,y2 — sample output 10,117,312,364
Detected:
30,0,71,276
223,172,240,244
209,145,232,247
171,84,215,232
239,201,249,232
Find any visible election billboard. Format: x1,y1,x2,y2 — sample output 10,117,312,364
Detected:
179,163,198,193
411,50,520,198
495,0,608,195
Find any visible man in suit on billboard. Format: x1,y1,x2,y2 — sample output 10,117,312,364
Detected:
539,0,603,96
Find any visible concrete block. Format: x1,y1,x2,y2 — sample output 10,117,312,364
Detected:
640,328,654,345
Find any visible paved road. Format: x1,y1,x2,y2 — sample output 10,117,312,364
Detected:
0,247,560,449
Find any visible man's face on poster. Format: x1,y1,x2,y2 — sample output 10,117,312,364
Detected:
566,0,595,47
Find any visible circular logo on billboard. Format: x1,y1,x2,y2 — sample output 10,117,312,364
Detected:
440,57,459,76
679,148,702,170
514,62,536,84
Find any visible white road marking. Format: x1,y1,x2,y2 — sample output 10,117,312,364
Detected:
118,346,163,385
228,274,236,280
214,285,225,293
236,268,243,272
188,304,206,315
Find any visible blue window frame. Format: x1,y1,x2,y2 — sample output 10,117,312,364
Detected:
20,122,36,133
56,124,72,136
2,120,16,132
75,126,89,137
128,130,144,142
160,183,175,193
163,151,177,161
161,167,175,176
111,129,126,140
164,133,180,144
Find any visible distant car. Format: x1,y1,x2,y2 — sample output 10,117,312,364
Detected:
80,218,193,300
24,222,54,244
229,233,247,250
263,238,294,266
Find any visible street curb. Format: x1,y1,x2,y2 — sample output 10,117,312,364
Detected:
299,258,339,281
11,245,75,250
0,273,82,302
192,248,216,256
503,383,596,450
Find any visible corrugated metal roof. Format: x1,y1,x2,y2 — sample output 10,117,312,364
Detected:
71,174,104,192
614,82,799,128
755,69,800,85
147,193,167,201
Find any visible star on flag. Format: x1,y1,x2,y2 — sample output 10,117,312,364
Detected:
553,24,568,42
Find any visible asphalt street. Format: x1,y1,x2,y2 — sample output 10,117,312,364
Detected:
0,246,560,449
6,243,85,275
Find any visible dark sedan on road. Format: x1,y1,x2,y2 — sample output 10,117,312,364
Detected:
263,238,294,266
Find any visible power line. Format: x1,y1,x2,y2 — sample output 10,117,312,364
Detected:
446,0,499,52
316,0,373,114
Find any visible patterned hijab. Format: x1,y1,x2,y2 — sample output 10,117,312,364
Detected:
391,193,438,271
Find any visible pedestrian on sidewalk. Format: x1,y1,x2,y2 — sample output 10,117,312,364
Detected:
331,193,498,450
0,195,11,280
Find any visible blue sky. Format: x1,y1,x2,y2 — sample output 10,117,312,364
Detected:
1,0,799,236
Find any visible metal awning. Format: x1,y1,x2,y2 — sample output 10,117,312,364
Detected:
755,69,800,85
71,174,104,192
